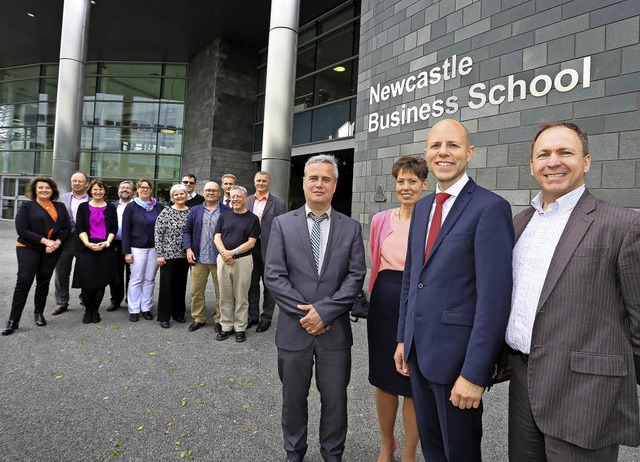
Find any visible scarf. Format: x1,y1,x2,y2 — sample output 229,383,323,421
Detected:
134,197,157,211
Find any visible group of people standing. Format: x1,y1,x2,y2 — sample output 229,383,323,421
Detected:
2,170,286,344
2,120,638,462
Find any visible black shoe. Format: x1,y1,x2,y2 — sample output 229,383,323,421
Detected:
130,313,140,322
142,311,153,320
216,330,231,341
160,321,170,329
91,310,101,323
2,320,18,336
246,318,259,329
173,317,186,324
35,313,47,327
188,321,205,332
82,310,92,324
106,303,120,312
214,322,222,333
235,331,246,343
256,320,271,333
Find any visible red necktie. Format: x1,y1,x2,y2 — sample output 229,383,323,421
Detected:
425,192,451,261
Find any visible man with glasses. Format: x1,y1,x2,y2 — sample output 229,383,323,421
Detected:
52,171,90,315
106,180,134,312
183,181,231,332
181,174,204,207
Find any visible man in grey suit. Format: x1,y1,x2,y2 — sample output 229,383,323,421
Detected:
506,121,640,460
52,171,89,315
246,171,287,332
265,154,366,462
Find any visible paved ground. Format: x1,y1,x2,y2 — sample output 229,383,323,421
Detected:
0,220,638,461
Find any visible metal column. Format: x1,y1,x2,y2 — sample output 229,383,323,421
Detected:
52,0,91,192
260,0,300,202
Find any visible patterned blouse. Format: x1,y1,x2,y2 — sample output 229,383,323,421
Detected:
154,206,189,259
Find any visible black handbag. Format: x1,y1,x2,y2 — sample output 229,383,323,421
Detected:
349,290,369,322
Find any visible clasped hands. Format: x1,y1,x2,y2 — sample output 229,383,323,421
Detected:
219,249,236,266
298,304,330,336
85,241,109,252
394,342,484,410
43,238,61,254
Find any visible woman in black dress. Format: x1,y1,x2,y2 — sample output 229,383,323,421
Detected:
367,156,429,461
3,177,70,335
73,179,118,324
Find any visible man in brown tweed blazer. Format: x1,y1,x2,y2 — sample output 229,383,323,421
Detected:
505,121,640,460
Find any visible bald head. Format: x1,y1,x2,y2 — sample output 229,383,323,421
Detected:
203,181,221,205
424,118,474,191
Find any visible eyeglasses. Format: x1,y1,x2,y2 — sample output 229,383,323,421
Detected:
182,180,195,185
138,186,151,191
204,189,220,194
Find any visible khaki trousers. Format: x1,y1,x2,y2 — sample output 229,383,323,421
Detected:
190,262,221,324
217,254,253,332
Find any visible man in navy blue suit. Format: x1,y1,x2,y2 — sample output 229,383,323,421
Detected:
395,119,514,461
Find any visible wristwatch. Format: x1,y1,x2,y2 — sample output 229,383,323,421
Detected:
105,242,111,248
234,249,239,258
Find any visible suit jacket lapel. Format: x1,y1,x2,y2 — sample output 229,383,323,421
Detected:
294,207,317,274
514,207,535,241
263,195,274,217
424,179,475,264
320,209,342,276
537,191,596,311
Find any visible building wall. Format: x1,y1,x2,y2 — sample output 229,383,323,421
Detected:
183,39,259,192
354,0,640,251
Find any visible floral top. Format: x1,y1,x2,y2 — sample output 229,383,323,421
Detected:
154,207,189,259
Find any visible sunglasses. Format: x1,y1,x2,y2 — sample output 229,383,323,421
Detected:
182,180,196,185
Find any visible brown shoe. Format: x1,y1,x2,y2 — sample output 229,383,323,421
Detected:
52,305,68,316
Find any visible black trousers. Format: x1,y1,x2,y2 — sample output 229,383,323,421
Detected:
82,287,106,312
108,239,130,306
248,246,275,322
157,258,189,322
10,246,61,322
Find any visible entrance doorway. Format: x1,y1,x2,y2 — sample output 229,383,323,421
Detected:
1,176,31,220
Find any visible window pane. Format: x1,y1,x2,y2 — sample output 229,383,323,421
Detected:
316,24,354,69
258,65,267,94
40,78,57,101
158,129,182,154
293,111,312,145
0,79,40,104
2,178,15,195
294,76,314,111
253,123,263,152
0,151,35,174
256,95,265,122
91,152,156,179
163,65,187,78
43,64,59,77
299,26,316,45
162,78,186,102
98,77,161,100
159,104,184,129
35,151,52,175
319,6,354,34
314,64,355,106
0,65,40,81
311,101,352,142
99,63,163,76
297,42,316,78
157,155,181,180
84,76,97,96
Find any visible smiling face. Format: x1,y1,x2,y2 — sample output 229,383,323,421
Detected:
90,183,106,201
230,188,247,212
137,182,152,201
254,173,271,196
172,188,187,206
118,182,133,201
531,126,591,208
395,168,428,208
35,181,53,201
424,119,474,191
203,182,221,206
303,162,337,212
181,176,196,194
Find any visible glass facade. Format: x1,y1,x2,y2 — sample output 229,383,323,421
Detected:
254,1,360,152
0,62,187,216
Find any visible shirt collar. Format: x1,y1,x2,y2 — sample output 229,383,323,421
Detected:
435,173,469,198
305,204,332,219
531,184,586,215
255,192,269,202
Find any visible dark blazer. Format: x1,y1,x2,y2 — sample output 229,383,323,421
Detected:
185,193,204,208
183,202,231,260
75,202,118,239
398,178,514,387
15,200,71,250
58,191,88,231
264,206,366,351
246,193,287,261
121,201,164,253
513,190,640,449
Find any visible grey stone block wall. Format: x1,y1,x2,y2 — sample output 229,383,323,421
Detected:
355,0,640,253
182,39,259,194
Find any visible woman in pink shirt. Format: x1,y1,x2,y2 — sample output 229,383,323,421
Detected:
368,156,428,462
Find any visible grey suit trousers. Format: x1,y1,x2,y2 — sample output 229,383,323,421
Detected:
54,231,81,306
278,343,351,462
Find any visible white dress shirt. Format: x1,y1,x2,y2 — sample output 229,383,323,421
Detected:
305,204,331,274
505,184,586,354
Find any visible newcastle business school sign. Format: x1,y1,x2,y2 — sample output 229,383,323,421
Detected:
367,54,592,133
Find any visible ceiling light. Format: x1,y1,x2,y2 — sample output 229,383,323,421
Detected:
333,66,346,72
26,12,35,18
